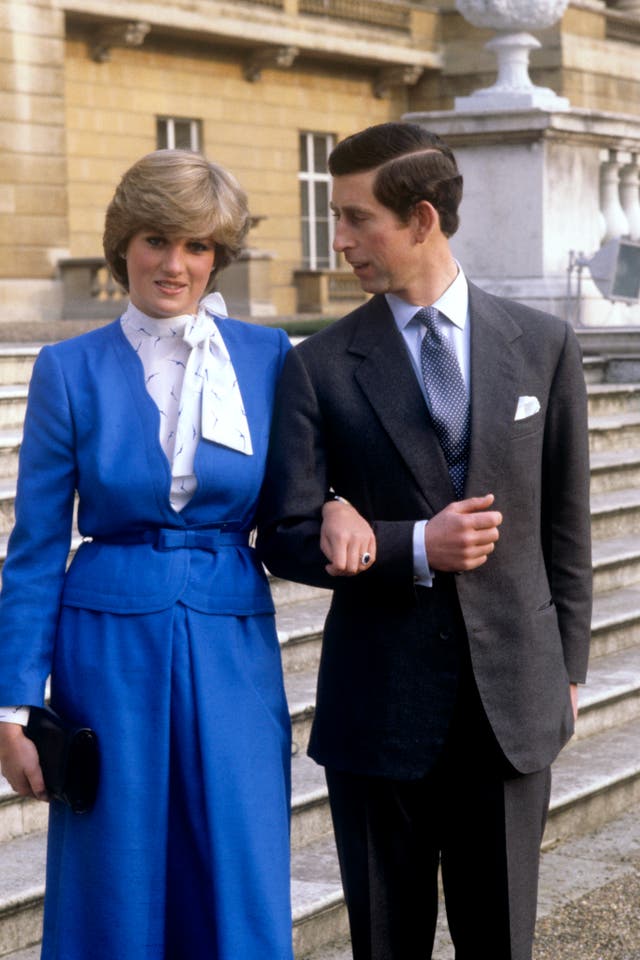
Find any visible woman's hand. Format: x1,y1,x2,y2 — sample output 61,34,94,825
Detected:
320,499,376,577
0,723,48,801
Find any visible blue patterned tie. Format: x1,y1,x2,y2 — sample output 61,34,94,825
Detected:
416,306,470,499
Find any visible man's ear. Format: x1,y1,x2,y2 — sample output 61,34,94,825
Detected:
412,200,439,242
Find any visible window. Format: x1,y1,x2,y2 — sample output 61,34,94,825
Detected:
156,117,202,151
299,132,336,270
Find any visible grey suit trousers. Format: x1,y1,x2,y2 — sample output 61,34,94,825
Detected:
326,669,552,960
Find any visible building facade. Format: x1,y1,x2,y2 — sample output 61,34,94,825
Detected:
3,0,640,334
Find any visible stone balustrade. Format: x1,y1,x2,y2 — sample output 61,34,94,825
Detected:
58,258,127,320
600,150,640,243
299,0,411,31
57,251,278,322
294,269,366,314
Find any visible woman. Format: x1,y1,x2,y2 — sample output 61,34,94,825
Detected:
0,149,318,959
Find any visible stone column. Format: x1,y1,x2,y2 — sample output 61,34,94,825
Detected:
600,150,629,242
620,154,640,241
0,0,68,329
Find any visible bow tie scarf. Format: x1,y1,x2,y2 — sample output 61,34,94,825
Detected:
171,306,253,482
416,306,470,500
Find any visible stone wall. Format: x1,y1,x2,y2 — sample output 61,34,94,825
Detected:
0,0,67,324
63,27,403,318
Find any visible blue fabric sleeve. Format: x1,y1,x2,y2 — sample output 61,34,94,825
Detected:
0,346,76,704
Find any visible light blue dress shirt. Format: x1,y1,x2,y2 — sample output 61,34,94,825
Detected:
385,266,470,586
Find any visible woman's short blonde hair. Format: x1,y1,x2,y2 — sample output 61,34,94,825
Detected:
103,149,250,292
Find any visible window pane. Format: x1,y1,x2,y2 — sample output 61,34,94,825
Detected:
314,181,328,216
315,219,330,263
174,120,193,150
300,181,309,218
156,118,168,149
313,135,328,173
299,133,309,171
301,219,311,266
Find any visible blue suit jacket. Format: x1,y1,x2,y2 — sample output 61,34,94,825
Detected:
0,317,290,706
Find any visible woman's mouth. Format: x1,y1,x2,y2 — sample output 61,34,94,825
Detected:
155,280,186,294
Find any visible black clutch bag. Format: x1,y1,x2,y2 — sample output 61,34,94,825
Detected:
24,706,99,813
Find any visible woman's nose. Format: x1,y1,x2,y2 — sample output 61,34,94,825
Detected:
163,244,185,272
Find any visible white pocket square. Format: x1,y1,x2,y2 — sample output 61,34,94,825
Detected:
515,395,540,421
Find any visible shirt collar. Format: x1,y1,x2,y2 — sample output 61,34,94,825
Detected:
121,301,191,339
385,264,469,333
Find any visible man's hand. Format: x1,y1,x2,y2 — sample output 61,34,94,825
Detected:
425,494,502,572
321,499,377,576
570,683,579,723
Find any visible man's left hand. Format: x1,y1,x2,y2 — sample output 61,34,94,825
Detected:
570,683,579,722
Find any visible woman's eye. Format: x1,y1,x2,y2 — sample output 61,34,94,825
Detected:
145,235,164,247
189,241,212,253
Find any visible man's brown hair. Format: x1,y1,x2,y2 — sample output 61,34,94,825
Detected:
328,122,463,237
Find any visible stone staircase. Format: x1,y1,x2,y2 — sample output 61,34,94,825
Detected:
0,344,639,959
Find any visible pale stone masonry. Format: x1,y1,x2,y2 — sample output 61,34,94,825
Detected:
1,0,640,331
0,0,68,324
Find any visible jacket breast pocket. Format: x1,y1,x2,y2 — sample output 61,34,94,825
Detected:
511,413,543,441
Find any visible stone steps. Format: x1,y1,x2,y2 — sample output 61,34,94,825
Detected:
0,433,21,483
589,446,640,493
0,347,39,385
592,534,640,594
284,642,640,757
0,833,44,958
586,381,640,416
299,797,640,960
0,390,28,433
0,344,639,959
588,410,640,453
589,485,640,540
2,708,637,960
1,536,635,953
591,581,640,658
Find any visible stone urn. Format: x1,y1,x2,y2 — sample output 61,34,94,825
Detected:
455,0,570,110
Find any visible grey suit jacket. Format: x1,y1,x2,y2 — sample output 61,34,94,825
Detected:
257,283,592,777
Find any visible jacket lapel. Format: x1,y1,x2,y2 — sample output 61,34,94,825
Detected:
350,296,453,516
465,283,524,497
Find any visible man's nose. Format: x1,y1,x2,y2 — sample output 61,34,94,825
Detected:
333,221,351,252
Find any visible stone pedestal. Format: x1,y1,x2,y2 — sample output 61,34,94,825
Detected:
217,250,276,319
403,106,640,326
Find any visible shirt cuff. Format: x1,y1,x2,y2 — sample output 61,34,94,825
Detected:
0,706,30,727
413,520,433,587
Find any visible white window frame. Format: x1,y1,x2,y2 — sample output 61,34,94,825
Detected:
156,116,201,151
299,131,336,270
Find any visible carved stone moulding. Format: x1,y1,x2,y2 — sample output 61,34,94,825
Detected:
455,0,570,31
454,0,570,111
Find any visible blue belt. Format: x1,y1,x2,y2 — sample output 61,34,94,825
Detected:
91,528,249,553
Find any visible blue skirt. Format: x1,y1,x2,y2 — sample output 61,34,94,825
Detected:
42,603,293,959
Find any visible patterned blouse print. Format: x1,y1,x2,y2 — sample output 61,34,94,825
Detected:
121,294,252,512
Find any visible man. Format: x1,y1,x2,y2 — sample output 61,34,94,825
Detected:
257,122,592,960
